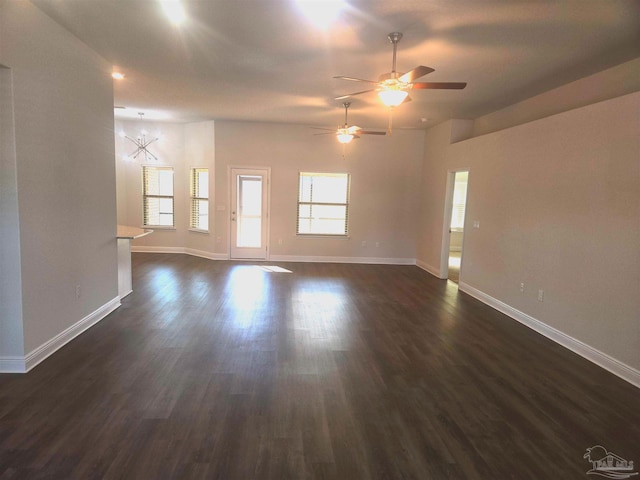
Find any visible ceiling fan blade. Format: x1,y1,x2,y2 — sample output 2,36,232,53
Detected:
313,132,336,136
402,95,412,104
399,66,435,83
310,127,337,131
347,125,360,134
335,89,376,100
412,82,467,90
333,76,378,84
358,131,386,135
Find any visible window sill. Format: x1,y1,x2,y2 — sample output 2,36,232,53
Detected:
142,225,176,231
296,234,350,239
188,228,209,234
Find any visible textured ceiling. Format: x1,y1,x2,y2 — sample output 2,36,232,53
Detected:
32,0,640,129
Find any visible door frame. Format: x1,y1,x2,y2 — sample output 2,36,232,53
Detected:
440,168,470,280
228,166,271,260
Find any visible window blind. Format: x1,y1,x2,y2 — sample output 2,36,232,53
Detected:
142,166,174,227
297,172,349,235
190,168,209,231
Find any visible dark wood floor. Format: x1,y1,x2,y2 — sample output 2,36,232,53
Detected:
1,254,638,479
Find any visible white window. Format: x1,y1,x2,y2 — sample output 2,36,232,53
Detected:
450,171,468,230
142,166,174,227
297,172,349,236
190,168,209,232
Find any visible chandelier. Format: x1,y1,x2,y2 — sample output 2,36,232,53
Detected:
120,112,160,162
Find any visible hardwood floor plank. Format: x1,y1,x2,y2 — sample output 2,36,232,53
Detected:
1,254,638,479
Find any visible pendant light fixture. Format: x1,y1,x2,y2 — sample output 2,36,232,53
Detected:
119,112,160,162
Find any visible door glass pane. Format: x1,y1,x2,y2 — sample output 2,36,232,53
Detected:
237,176,262,248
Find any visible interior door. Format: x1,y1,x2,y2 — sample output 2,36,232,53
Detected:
230,168,269,259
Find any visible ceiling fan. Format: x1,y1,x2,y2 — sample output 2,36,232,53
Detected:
334,32,467,107
311,102,386,144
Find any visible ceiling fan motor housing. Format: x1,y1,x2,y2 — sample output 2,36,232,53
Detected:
388,32,403,44
378,71,402,82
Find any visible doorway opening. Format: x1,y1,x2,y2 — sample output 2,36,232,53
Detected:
440,170,469,283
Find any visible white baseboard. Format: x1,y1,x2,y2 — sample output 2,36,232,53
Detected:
132,246,228,260
131,246,185,254
185,248,228,261
132,247,414,265
0,356,26,373
0,296,121,374
416,259,442,278
458,281,640,389
269,254,415,265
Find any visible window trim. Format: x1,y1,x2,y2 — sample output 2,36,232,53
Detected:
142,165,175,228
296,171,350,237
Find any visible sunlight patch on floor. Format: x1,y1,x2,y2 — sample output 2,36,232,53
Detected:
254,265,293,273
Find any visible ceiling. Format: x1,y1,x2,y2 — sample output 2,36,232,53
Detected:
32,0,640,129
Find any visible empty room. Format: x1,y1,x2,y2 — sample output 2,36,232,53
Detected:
1,1,639,479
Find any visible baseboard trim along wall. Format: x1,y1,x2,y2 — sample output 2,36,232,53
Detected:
0,296,121,373
131,247,414,265
416,260,441,278
458,281,640,389
0,357,26,373
269,254,416,265
131,246,229,260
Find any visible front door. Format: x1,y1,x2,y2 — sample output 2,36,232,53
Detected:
230,168,269,259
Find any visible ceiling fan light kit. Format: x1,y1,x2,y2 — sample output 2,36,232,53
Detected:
378,88,409,107
311,102,385,144
334,31,466,108
337,132,355,144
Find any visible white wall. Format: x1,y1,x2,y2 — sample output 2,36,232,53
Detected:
417,92,640,374
184,121,216,253
115,119,187,248
214,121,425,262
0,1,117,359
118,120,424,263
0,65,25,358
472,58,640,137
114,119,216,253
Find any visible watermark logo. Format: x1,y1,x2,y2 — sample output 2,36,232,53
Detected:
584,445,638,479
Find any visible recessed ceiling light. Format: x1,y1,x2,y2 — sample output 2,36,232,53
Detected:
295,0,346,29
160,0,186,26
112,72,125,80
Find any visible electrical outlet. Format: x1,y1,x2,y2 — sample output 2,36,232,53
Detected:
361,240,367,247
75,285,81,299
538,289,544,302
278,238,283,245
519,282,525,293
375,242,380,247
